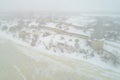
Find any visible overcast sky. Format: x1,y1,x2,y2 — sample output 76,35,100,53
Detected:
0,0,120,12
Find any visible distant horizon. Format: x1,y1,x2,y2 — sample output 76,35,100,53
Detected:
0,0,120,14
0,10,120,14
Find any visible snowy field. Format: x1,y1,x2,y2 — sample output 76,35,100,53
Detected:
0,13,120,80
0,34,120,80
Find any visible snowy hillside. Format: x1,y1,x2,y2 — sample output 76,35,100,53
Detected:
0,33,120,80
0,12,120,79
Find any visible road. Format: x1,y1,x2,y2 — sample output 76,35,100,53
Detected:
39,26,89,39
0,37,120,80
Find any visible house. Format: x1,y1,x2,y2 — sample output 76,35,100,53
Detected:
87,39,104,54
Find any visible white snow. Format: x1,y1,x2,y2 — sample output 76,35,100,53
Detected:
45,22,57,28
66,16,96,27
14,65,27,80
1,30,120,80
0,13,120,76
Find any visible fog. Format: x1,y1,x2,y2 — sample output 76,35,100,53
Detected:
0,0,120,12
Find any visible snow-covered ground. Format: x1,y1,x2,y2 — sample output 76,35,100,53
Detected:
66,16,96,27
0,13,120,79
0,34,120,80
